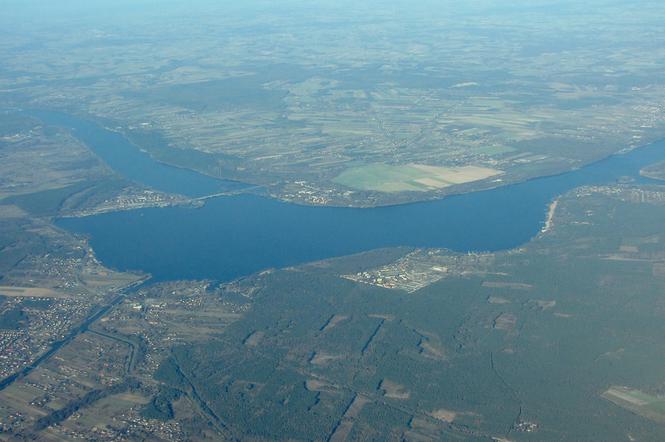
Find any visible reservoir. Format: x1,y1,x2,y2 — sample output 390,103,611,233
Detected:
37,111,665,282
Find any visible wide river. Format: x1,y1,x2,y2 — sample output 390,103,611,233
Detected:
36,111,664,282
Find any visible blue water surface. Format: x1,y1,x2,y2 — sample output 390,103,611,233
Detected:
40,111,665,281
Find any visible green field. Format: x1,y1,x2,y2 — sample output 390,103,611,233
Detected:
475,145,517,156
602,387,665,423
333,163,503,193
640,160,665,182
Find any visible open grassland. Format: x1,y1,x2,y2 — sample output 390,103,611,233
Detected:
0,286,71,299
602,387,665,423
641,160,665,181
333,163,503,192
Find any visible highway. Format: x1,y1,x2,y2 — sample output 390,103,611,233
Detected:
0,277,150,392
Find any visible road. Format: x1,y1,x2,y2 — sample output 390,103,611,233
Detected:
0,277,149,392
192,184,265,202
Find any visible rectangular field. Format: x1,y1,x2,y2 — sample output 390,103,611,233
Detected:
602,386,665,423
0,286,71,298
333,163,503,192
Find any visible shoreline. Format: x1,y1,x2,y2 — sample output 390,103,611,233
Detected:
20,107,665,212
541,197,559,234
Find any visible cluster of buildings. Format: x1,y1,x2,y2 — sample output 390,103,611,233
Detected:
70,189,186,217
0,297,91,379
343,249,493,293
